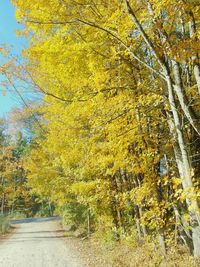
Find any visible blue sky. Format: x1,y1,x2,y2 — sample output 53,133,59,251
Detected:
0,0,28,117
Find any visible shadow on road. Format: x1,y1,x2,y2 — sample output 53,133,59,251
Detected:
1,235,67,244
10,216,61,225
13,230,64,234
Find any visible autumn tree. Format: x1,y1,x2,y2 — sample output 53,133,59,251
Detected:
11,0,200,256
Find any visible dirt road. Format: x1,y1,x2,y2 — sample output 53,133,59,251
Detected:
0,217,84,267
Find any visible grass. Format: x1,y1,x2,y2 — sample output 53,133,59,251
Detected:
7,212,27,220
0,216,10,235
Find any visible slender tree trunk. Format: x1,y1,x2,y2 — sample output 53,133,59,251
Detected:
193,64,200,95
1,193,5,215
87,208,91,236
173,205,193,253
48,200,52,216
138,206,147,237
134,205,142,238
172,60,200,136
188,13,200,95
135,176,147,237
157,229,166,255
1,176,5,216
166,76,200,256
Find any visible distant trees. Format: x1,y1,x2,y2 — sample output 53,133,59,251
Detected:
0,112,51,217
0,119,29,216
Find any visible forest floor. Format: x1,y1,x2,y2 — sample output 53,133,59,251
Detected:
0,217,84,267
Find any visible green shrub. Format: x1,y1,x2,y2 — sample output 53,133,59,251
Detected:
61,203,88,227
34,204,53,217
0,216,10,234
8,212,27,220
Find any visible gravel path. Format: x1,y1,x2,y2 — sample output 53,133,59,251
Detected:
0,217,84,267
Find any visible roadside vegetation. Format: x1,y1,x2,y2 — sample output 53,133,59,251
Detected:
0,216,10,235
72,236,200,267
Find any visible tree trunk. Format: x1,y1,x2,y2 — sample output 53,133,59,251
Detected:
166,75,200,256
1,193,5,215
193,64,200,95
87,208,91,236
157,229,166,255
172,60,200,136
134,205,142,238
173,205,193,253
188,13,200,95
138,206,147,237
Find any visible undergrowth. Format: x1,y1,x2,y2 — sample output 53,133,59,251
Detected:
0,216,10,235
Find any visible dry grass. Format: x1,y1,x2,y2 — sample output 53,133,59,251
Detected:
67,235,200,267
